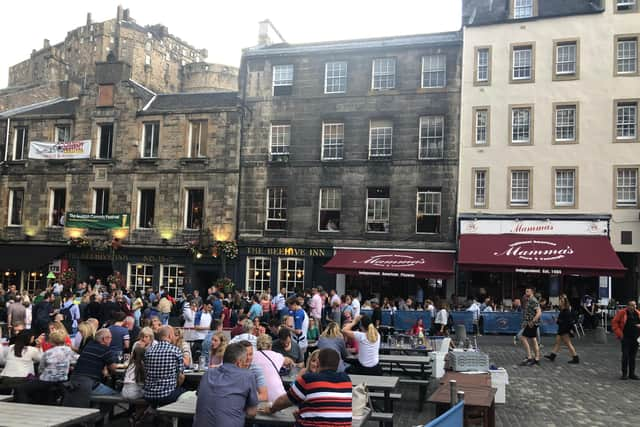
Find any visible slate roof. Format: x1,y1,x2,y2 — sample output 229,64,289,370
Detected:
463,0,603,26
139,91,239,115
128,79,155,105
243,31,461,57
0,98,78,119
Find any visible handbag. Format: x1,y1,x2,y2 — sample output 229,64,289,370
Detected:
352,383,368,417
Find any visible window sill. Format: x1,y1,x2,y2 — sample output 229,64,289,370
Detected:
135,158,159,165
509,78,535,84
369,89,398,95
368,156,392,161
615,204,638,209
91,159,115,165
417,86,448,94
7,160,26,165
179,157,209,166
473,80,491,87
269,154,290,163
318,230,340,233
613,138,639,144
418,157,445,161
614,72,639,77
552,74,578,81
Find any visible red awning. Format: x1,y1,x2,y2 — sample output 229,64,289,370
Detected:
458,234,626,277
324,249,455,279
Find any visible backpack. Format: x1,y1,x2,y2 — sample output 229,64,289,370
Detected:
60,304,74,334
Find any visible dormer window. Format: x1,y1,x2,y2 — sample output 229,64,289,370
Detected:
513,0,534,19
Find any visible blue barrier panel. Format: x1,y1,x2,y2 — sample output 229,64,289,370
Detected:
424,401,464,427
394,311,432,331
481,312,522,334
361,309,373,319
540,311,559,335
450,311,474,334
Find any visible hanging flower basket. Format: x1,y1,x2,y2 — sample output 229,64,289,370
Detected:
216,277,235,294
214,240,238,259
67,237,90,248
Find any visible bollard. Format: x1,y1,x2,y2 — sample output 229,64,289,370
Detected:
457,391,465,403
594,326,607,344
449,380,458,407
455,324,467,344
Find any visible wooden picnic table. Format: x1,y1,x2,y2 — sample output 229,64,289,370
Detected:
428,383,497,427
157,395,371,427
0,401,101,427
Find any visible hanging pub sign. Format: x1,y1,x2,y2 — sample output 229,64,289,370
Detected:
65,213,130,230
28,140,92,159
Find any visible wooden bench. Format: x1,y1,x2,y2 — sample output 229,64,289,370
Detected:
370,411,394,427
90,394,147,424
369,392,402,411
399,378,431,411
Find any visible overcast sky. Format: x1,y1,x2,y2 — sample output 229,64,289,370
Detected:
0,0,461,89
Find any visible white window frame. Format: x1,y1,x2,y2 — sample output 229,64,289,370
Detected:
476,48,490,82
617,168,638,207
93,188,109,215
8,188,24,226
160,264,185,298
617,38,637,74
513,0,534,18
278,257,304,295
266,187,287,231
49,188,66,227
272,64,294,95
246,257,271,294
366,189,390,233
321,122,344,160
616,102,638,139
510,170,530,206
554,169,575,207
127,263,154,294
418,116,445,159
474,170,487,208
421,55,446,88
183,188,204,230
555,43,577,75
318,187,341,232
141,122,159,158
324,62,347,94
270,124,291,156
511,108,531,144
371,58,396,90
555,105,577,142
617,0,637,11
475,109,488,145
13,127,28,161
137,188,156,229
512,46,533,80
368,120,393,158
55,125,71,142
416,190,441,234
188,121,206,158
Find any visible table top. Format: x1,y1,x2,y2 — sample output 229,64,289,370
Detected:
428,383,496,407
158,396,371,426
0,402,101,427
440,372,491,387
349,374,399,390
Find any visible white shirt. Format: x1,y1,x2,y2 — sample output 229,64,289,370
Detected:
435,309,448,326
1,345,41,377
353,331,380,368
195,312,212,340
351,298,361,318
467,302,481,321
310,293,323,319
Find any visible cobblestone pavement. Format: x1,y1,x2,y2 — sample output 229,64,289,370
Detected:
373,332,638,427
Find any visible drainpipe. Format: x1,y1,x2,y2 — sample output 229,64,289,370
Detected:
4,118,10,162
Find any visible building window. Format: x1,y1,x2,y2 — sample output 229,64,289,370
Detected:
270,124,290,156
366,187,390,233
419,116,444,159
513,0,534,18
369,120,393,158
144,55,151,66
137,189,155,229
50,188,66,227
616,101,638,141
93,188,109,215
8,189,24,226
616,168,638,207
616,36,638,75
474,169,488,208
247,257,271,294
475,47,491,84
278,258,304,295
266,187,287,231
510,170,531,207
416,190,441,234
184,188,204,230
473,108,489,145
511,106,533,144
554,169,576,207
13,127,28,161
318,188,341,232
142,122,159,158
554,104,577,143
55,125,71,142
372,58,396,90
616,0,638,12
25,272,42,295
98,124,113,159
273,64,294,96
421,55,446,88
160,265,185,298
555,41,577,77
511,45,534,81
324,62,347,94
188,121,207,158
321,122,344,160
128,263,153,293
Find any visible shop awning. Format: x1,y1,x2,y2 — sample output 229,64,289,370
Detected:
324,249,455,279
0,244,68,271
458,234,626,277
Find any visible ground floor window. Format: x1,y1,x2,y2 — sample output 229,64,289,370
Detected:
128,263,153,293
161,264,185,297
25,271,44,294
278,257,304,295
246,257,271,294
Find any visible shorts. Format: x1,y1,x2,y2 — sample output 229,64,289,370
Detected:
522,325,538,338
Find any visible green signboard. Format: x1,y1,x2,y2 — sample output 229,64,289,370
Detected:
65,213,130,230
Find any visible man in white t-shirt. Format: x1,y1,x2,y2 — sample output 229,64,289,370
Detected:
194,302,213,341
351,293,361,318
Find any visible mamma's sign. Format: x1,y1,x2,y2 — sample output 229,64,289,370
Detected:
28,140,92,159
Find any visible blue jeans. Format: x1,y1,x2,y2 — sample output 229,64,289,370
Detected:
145,387,185,408
91,382,117,396
161,312,170,325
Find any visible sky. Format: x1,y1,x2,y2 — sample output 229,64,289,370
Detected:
0,0,461,89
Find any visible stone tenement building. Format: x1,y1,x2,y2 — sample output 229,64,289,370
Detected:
0,6,238,112
238,31,462,299
0,60,240,294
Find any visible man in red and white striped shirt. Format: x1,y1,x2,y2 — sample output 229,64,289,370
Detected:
263,348,352,426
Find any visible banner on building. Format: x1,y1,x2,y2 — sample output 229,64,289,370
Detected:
28,140,92,159
65,213,130,230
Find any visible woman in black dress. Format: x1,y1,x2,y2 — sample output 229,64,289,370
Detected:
545,295,579,363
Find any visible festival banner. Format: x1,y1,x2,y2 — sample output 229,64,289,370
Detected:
65,213,130,230
28,140,92,159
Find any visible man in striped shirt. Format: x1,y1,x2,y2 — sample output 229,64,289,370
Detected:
264,348,352,426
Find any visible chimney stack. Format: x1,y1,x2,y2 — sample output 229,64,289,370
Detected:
86,12,92,26
123,8,130,21
117,5,124,21
258,20,272,46
43,39,50,49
